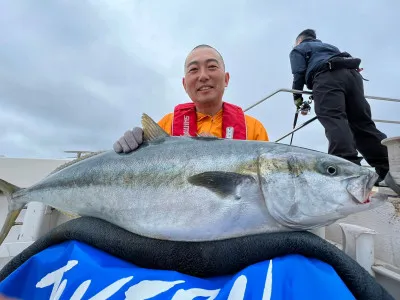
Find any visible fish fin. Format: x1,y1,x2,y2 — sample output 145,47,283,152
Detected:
48,151,106,176
141,113,170,142
57,209,81,219
0,179,25,246
0,209,23,246
187,171,256,199
193,132,221,140
0,179,20,195
191,136,221,141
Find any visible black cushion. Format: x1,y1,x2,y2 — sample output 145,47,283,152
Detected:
0,217,394,300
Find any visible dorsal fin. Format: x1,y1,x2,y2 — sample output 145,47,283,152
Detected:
141,113,170,142
47,151,105,176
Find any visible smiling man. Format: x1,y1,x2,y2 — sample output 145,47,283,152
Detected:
113,44,269,153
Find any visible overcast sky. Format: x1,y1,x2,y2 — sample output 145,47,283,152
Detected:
0,0,399,159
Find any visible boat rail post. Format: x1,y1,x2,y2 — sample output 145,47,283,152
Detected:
381,136,400,188
338,223,376,276
18,203,53,242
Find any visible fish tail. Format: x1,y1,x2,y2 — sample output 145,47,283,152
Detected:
0,179,26,246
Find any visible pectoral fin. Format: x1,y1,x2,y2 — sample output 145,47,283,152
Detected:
187,171,256,199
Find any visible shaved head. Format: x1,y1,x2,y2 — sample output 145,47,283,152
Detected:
184,44,225,72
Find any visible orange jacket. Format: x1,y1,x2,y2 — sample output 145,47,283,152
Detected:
157,109,269,141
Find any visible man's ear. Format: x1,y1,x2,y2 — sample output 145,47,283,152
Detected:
182,77,187,92
224,72,230,87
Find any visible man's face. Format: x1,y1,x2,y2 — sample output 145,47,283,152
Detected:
182,47,230,107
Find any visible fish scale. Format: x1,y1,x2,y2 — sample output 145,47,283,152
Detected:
0,113,387,245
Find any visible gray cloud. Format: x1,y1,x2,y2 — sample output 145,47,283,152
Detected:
0,0,399,159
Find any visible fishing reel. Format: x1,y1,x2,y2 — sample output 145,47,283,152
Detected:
290,95,314,145
298,95,313,115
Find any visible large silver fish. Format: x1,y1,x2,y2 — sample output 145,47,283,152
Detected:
0,114,386,245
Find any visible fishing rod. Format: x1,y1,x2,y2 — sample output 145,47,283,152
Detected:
275,116,318,143
289,96,313,145
290,111,299,145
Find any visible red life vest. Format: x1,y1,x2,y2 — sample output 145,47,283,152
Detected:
171,102,247,139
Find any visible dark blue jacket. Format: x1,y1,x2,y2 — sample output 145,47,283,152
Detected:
289,38,341,99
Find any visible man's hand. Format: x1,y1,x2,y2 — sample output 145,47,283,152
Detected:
294,97,303,110
113,127,143,154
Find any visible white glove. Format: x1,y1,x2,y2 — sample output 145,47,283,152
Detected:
113,127,143,153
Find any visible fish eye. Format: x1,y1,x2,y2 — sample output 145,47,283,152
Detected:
326,165,337,175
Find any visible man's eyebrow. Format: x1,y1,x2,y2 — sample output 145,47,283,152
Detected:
186,58,220,69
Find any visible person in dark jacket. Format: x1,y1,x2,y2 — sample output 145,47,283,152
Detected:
289,28,390,185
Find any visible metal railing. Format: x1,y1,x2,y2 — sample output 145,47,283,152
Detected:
243,88,400,143
244,88,400,112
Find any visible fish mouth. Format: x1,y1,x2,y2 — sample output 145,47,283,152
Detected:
339,190,388,217
346,172,378,204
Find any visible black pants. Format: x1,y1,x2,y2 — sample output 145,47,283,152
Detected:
312,68,389,179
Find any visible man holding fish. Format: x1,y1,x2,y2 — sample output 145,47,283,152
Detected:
113,44,270,154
